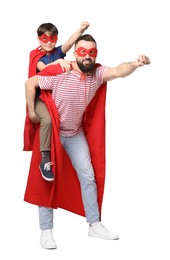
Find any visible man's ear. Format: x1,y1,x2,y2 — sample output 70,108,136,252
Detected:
73,51,77,59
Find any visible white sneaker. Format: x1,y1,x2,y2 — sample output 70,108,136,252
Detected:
40,229,57,249
88,222,119,240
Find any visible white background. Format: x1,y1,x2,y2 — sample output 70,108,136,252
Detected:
0,0,170,259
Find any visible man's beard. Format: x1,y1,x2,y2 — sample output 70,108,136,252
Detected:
77,59,95,73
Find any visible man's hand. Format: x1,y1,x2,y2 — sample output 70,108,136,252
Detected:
134,55,151,67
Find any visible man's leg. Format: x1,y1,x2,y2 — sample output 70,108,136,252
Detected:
38,206,57,249
60,131,119,240
60,131,99,224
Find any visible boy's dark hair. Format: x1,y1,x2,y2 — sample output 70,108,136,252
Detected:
75,34,97,48
37,23,59,36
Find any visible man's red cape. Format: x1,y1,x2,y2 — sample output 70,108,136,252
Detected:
23,49,107,218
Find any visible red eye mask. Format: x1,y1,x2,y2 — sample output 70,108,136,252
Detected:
39,34,58,43
75,47,98,58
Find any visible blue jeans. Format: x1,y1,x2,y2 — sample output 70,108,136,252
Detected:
39,131,100,229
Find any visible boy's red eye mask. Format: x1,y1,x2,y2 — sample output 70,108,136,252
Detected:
39,34,58,43
75,47,98,58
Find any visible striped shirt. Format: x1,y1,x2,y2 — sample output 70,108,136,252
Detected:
38,65,106,136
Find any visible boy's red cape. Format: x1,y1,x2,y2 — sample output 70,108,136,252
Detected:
23,48,107,218
23,46,48,151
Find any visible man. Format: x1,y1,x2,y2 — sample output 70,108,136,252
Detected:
24,34,150,249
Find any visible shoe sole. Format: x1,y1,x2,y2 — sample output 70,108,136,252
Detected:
39,166,54,181
88,232,119,240
41,244,57,249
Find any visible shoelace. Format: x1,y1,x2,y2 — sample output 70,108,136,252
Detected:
44,162,53,171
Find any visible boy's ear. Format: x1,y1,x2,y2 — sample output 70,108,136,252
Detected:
37,37,41,45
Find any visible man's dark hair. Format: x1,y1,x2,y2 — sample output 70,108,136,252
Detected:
75,34,97,48
37,23,59,36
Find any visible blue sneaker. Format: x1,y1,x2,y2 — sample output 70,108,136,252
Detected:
39,162,54,181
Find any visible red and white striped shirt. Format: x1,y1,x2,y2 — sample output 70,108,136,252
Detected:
38,65,106,136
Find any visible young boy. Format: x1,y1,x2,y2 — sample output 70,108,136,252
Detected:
26,21,90,182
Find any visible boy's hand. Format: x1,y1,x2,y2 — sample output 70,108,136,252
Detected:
80,21,90,32
54,59,71,72
28,111,40,123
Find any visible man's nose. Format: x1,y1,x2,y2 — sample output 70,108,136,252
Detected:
84,53,90,58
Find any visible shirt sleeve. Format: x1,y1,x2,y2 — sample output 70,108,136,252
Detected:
95,66,107,85
38,75,55,90
56,45,66,58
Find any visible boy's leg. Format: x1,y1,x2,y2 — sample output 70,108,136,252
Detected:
35,98,54,181
35,98,52,152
